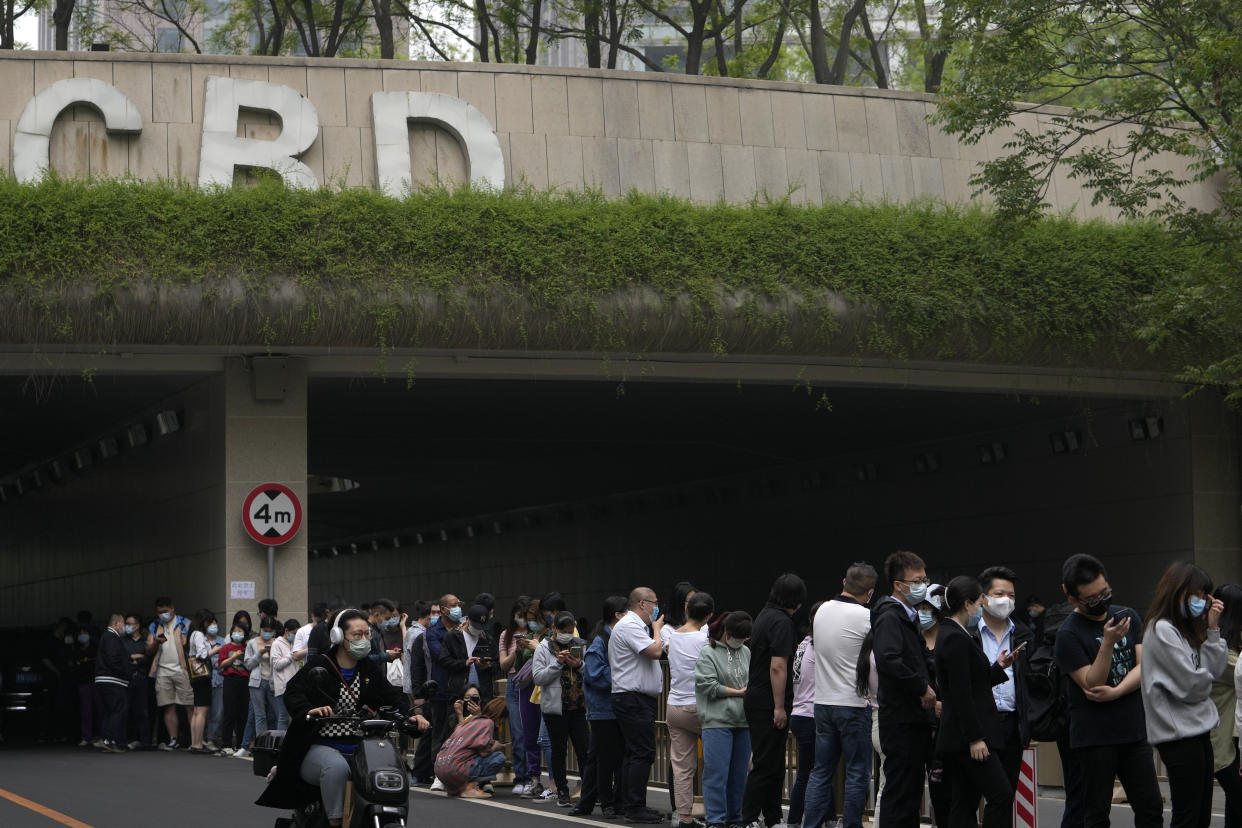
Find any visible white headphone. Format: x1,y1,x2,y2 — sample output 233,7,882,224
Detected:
329,608,361,646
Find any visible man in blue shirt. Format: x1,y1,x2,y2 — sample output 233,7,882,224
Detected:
973,566,1033,797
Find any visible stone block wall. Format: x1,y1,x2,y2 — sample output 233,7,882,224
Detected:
0,51,1220,216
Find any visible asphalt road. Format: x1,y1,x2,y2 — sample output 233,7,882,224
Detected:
0,743,1228,828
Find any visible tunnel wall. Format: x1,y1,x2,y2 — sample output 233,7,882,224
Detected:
310,395,1239,624
0,376,228,627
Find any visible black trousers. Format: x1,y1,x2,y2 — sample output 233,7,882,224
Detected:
1078,740,1162,828
126,676,152,746
612,691,658,812
578,718,623,811
944,749,1012,828
97,683,128,746
994,712,1023,794
1056,734,1085,828
411,717,434,781
1157,733,1215,828
428,699,458,762
878,718,933,828
741,706,790,827
545,707,591,795
220,674,249,749
1214,738,1241,828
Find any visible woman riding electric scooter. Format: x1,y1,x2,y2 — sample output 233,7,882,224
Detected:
257,609,430,827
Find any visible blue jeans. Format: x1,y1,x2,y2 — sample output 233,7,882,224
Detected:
505,679,529,783
207,684,223,742
702,727,750,825
802,704,873,828
249,680,277,735
301,744,351,820
274,694,289,731
470,751,507,783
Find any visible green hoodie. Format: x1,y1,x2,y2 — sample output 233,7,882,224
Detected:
695,641,750,729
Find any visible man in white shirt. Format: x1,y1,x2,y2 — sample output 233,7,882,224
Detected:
801,563,877,828
147,596,193,750
608,586,666,824
293,603,327,664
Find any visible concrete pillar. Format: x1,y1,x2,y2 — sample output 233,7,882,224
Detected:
1189,394,1242,585
222,358,309,625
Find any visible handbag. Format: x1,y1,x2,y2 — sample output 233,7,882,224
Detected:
530,685,542,705
187,632,211,679
513,656,535,689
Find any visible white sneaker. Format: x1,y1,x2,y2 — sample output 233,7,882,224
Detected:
538,788,557,801
220,748,235,756
511,783,528,796
91,738,106,749
77,740,90,747
430,778,445,791
233,748,250,759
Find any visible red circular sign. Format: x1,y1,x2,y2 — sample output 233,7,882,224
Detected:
242,483,303,546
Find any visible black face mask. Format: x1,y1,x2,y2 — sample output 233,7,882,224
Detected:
1083,593,1112,617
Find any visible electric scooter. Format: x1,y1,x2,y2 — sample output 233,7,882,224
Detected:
255,669,435,828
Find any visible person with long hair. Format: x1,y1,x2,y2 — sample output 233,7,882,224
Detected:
934,576,1022,828
435,696,510,798
786,600,822,828
533,611,591,808
498,596,532,794
1141,562,1227,828
516,598,550,799
573,595,628,818
186,608,220,753
1209,584,1242,828
696,611,753,828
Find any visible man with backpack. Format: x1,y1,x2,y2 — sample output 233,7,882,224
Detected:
1025,600,1083,828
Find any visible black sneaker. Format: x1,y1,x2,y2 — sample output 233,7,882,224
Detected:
602,806,620,819
570,805,594,817
558,792,573,807
626,808,665,824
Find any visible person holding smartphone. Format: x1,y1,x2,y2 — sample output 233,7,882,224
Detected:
533,611,590,807
972,566,1034,795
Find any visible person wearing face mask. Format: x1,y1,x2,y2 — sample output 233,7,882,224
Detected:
801,563,877,828
971,566,1034,797
516,598,551,799
271,618,304,730
246,615,282,741
869,551,937,828
498,597,533,794
918,587,952,828
367,599,404,668
94,614,131,753
218,622,252,755
934,577,1023,828
573,595,628,817
187,609,221,753
695,611,753,828
462,605,496,703
1140,562,1228,828
533,611,591,807
403,600,437,786
666,592,714,828
147,597,194,750
256,610,430,827
121,613,157,749
71,621,103,748
426,593,472,791
1054,553,1161,828
608,587,667,823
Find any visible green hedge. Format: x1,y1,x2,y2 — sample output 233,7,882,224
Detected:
0,176,1209,369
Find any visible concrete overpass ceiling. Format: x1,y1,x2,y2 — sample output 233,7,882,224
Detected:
0,373,206,480
307,377,1119,544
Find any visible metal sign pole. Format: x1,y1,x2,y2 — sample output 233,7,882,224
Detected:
268,546,276,600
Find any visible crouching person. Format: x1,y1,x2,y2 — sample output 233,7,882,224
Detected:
435,693,510,799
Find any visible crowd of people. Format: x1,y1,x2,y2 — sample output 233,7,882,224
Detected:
34,551,1242,828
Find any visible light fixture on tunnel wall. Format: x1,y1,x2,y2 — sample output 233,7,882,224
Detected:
492,521,502,535
72,448,93,472
125,424,148,449
439,530,448,542
914,452,942,474
1129,416,1163,440
1049,430,1082,454
155,410,181,436
391,536,401,548
854,463,879,482
370,539,380,552
330,546,340,557
98,437,119,459
310,549,319,559
465,526,475,538
414,533,424,545
48,460,66,483
0,484,8,504
28,470,44,489
349,543,358,555
11,478,25,497
979,442,1009,464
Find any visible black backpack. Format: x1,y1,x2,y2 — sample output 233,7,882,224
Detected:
1025,603,1072,742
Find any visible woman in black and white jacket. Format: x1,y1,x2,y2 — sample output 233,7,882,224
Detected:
934,576,1024,828
533,611,590,808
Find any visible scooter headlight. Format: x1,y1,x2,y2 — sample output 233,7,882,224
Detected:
373,770,405,792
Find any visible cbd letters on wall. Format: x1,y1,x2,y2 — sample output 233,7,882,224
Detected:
11,76,508,194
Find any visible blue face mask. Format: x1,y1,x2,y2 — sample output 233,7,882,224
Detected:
124,624,136,636
1186,596,1208,618
917,609,936,631
448,607,463,622
906,583,928,605
207,624,219,636
967,604,983,628
650,605,661,622
527,621,544,633
231,632,244,643
260,631,275,640
381,617,399,629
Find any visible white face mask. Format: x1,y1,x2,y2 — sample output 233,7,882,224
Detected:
726,637,746,650
556,632,574,644
983,596,1014,620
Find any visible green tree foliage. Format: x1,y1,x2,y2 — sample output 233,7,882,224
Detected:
934,0,1242,397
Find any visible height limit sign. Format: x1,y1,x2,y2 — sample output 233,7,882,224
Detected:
242,483,303,546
